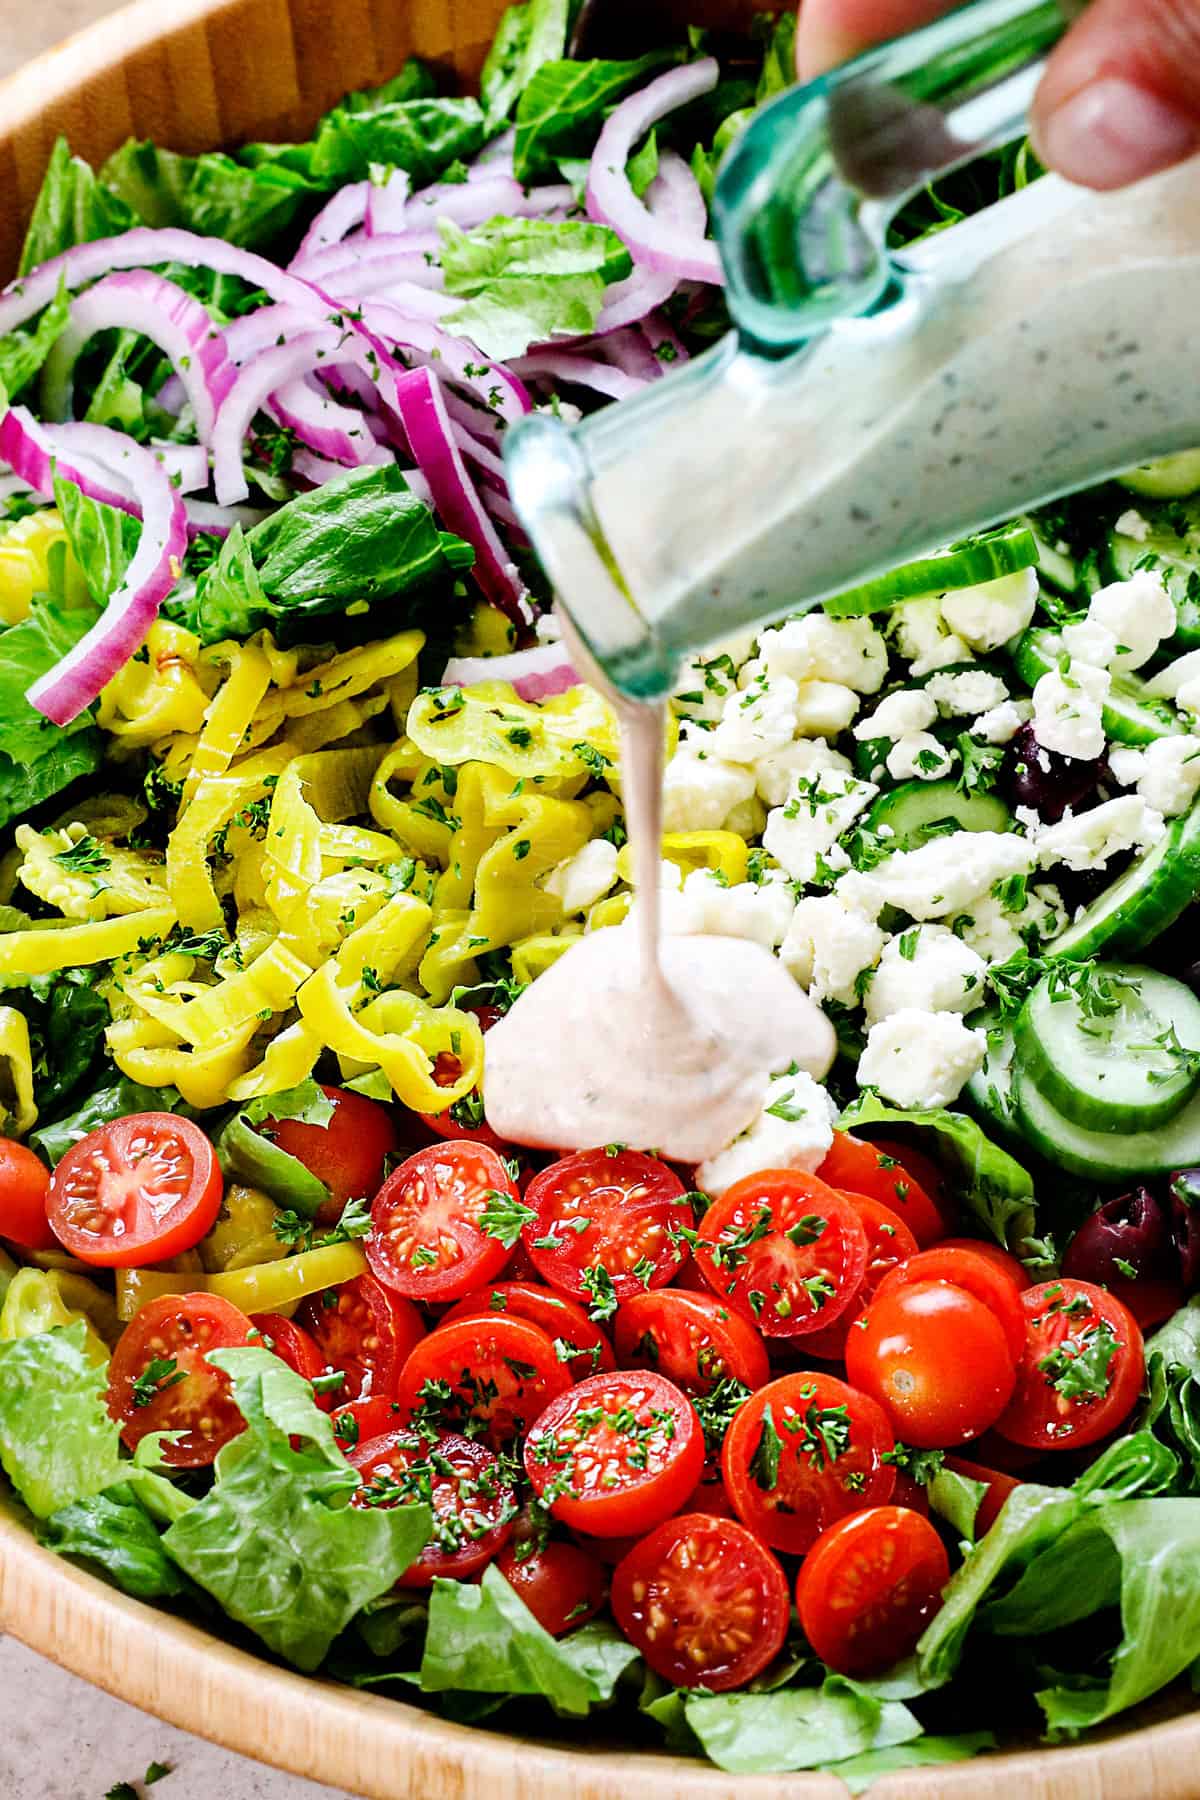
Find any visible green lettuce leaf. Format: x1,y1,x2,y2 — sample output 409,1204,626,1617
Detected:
188,466,473,643
30,1078,190,1165
54,476,141,608
439,216,632,359
215,1081,334,1217
39,1482,188,1600
0,732,103,836
0,1323,123,1518
683,1677,921,1776
824,1733,995,1794
0,968,110,1119
837,1094,1036,1250
420,1563,640,1713
101,140,317,249
480,0,578,129
164,1347,430,1670
0,586,101,766
249,96,485,192
19,137,136,274
513,53,676,184
0,282,70,398
928,1466,986,1541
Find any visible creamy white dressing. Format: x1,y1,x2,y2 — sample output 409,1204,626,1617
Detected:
483,662,835,1160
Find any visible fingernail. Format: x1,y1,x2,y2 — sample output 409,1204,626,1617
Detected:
1034,77,1199,188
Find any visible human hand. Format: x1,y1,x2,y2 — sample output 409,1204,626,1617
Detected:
795,0,1200,189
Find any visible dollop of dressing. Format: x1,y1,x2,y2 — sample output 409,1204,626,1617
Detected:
483,681,835,1159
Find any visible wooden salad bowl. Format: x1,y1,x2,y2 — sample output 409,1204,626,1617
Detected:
0,0,1198,1794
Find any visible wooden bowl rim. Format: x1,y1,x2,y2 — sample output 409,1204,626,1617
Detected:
0,0,1199,1792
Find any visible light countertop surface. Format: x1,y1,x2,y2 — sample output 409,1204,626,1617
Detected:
0,2,358,1789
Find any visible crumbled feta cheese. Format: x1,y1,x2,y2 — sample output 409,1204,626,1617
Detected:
1089,571,1177,673
1031,661,1110,760
672,647,740,725
890,598,975,677
949,882,1068,963
544,838,620,914
969,698,1031,744
661,731,756,832
1121,736,1200,817
662,868,794,949
925,669,1010,719
709,674,800,764
837,830,1038,921
758,615,889,694
885,732,955,782
792,681,861,738
939,567,1038,651
1030,794,1166,871
780,894,885,1006
857,1009,986,1109
1060,617,1118,669
722,795,768,840
754,737,854,808
535,611,562,642
1115,509,1151,542
853,688,937,743
697,1069,836,1196
864,924,987,1026
763,768,877,884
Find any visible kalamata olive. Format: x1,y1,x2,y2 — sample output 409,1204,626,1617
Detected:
1003,722,1109,823
1170,1169,1200,1289
1062,1187,1182,1328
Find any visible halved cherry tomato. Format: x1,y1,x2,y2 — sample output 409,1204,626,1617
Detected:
298,1272,423,1400
939,1238,1031,1290
845,1280,1016,1448
330,1394,405,1452
943,1455,1021,1536
396,1313,571,1447
524,1369,704,1536
873,1245,1026,1362
817,1133,947,1246
47,1114,222,1267
495,1538,607,1636
266,1085,398,1227
250,1311,324,1385
804,1193,918,1360
612,1513,789,1690
523,1149,690,1305
721,1370,895,1556
695,1171,868,1339
795,1505,950,1677
443,1281,615,1380
993,1278,1144,1452
0,1139,54,1251
417,1005,508,1150
612,1288,769,1393
349,1427,516,1584
366,1141,519,1302
107,1291,251,1468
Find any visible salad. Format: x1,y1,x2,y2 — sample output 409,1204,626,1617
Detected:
2,0,1200,1786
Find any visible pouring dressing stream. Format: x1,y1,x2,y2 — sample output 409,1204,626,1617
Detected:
485,0,1200,1155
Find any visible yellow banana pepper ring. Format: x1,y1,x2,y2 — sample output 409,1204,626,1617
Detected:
616,829,750,887
224,1022,324,1104
98,621,211,748
0,1268,120,1365
0,1006,37,1137
298,968,481,1111
200,1183,291,1273
166,747,291,931
182,638,274,805
0,907,176,978
276,632,424,721
115,1242,369,1321
510,932,580,985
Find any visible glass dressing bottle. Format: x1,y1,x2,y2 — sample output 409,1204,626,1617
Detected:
503,0,1200,700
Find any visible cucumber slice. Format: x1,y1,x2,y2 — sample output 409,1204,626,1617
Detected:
1107,505,1200,657
1014,963,1200,1132
1012,1059,1200,1181
1013,627,1185,745
1020,517,1079,595
864,779,1012,849
824,524,1039,618
1118,449,1200,499
1050,801,1200,959
964,1011,1023,1144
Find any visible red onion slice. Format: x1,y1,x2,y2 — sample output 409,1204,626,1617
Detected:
390,366,529,625
364,169,413,237
511,350,647,401
185,498,270,536
0,406,134,512
360,299,532,427
290,230,442,288
295,181,371,262
0,227,329,339
16,421,188,725
587,70,724,284
38,270,236,444
270,374,390,469
442,640,579,699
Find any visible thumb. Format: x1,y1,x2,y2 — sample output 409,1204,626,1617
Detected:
794,0,954,80
1032,0,1200,187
